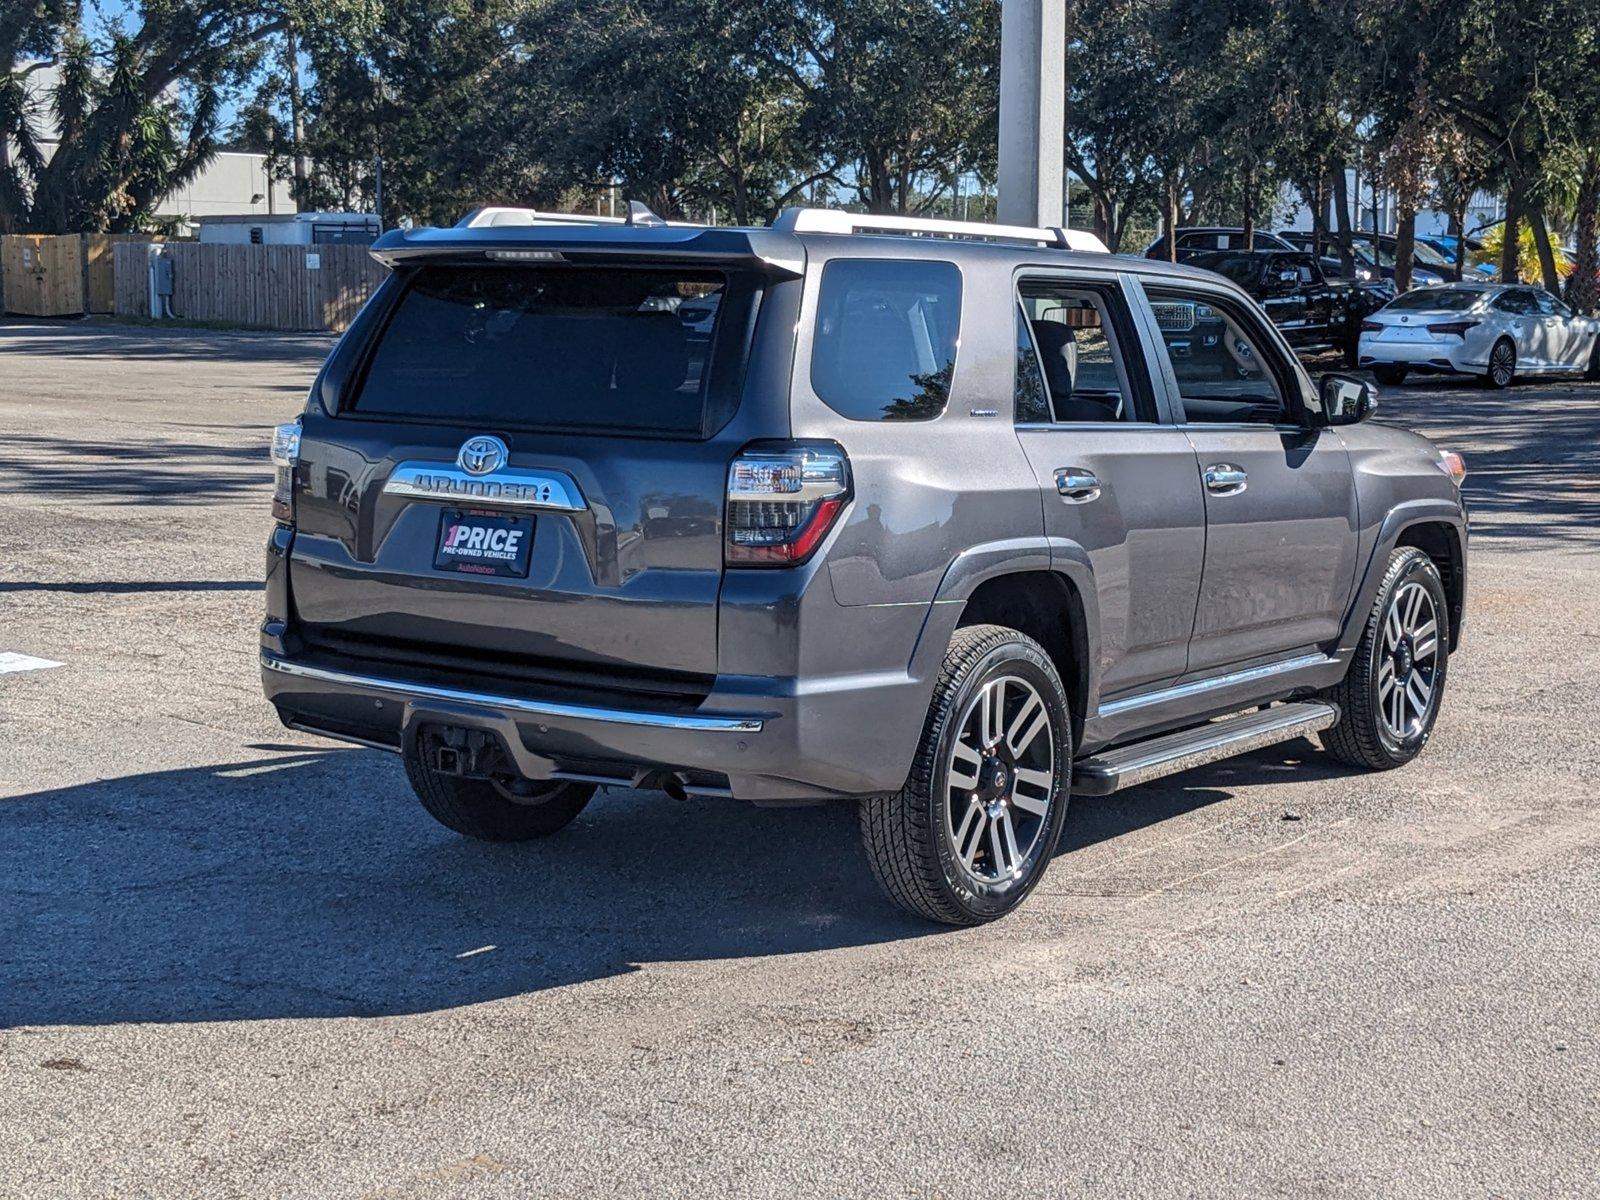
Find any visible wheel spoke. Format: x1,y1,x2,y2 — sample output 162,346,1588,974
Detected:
978,681,1006,748
998,810,1022,878
1011,766,1054,814
1405,675,1432,722
1007,696,1049,758
949,741,982,789
1385,603,1404,649
1403,585,1425,631
1389,684,1406,733
954,799,985,868
1377,658,1396,700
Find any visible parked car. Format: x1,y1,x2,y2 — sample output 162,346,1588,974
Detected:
1186,248,1391,362
1279,231,1449,286
1358,283,1600,387
1416,234,1495,279
1144,227,1297,261
264,206,1469,926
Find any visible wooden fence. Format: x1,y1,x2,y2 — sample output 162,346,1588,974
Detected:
112,242,388,332
1,234,86,316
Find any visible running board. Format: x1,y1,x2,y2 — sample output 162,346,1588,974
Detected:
1071,702,1339,796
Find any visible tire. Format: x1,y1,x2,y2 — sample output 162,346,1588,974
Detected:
859,624,1072,926
405,752,595,841
1585,338,1600,381
1372,365,1408,386
1342,339,1361,369
1320,547,1450,771
1483,337,1516,388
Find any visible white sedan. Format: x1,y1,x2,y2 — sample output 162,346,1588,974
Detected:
1357,283,1600,388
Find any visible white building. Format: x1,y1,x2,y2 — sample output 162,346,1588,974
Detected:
1276,170,1504,241
17,63,294,227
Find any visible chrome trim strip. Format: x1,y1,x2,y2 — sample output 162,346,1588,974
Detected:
263,654,764,732
1096,653,1333,718
382,463,587,512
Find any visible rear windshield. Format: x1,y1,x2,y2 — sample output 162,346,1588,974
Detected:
352,265,734,435
1386,287,1484,312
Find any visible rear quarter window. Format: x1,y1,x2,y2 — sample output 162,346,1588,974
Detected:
809,258,962,421
350,265,739,436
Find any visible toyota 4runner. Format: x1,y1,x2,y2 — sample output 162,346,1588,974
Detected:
263,206,1468,925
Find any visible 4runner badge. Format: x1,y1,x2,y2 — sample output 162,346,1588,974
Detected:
458,435,509,476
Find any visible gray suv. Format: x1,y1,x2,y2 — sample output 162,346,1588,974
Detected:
263,207,1468,925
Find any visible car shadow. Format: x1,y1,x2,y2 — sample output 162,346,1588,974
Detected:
0,749,931,1028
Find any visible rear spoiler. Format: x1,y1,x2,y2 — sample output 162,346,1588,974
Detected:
369,222,805,278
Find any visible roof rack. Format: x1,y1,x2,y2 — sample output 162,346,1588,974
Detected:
456,205,694,229
770,207,1109,253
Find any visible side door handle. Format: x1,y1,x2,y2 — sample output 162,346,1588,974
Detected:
1054,467,1101,503
1203,463,1249,495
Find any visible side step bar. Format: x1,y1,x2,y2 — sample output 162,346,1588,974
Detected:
1072,701,1339,796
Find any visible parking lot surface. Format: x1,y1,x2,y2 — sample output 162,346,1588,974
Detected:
2,321,1597,1198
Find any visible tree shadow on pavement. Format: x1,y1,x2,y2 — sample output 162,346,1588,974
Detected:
0,749,931,1028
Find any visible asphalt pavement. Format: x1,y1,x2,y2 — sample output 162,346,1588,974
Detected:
1,320,1596,1198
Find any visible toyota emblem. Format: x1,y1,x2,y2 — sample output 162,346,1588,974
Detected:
457,435,508,476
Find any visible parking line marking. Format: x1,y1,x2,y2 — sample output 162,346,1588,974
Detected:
0,652,63,675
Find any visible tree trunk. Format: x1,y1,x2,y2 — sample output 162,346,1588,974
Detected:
286,20,307,203
1528,208,1561,295
1394,206,1416,293
1332,158,1354,276
1452,197,1468,281
1309,172,1328,248
1164,175,1179,262
1569,151,1599,315
1501,182,1521,283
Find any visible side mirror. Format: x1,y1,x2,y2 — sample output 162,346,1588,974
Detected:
1320,372,1377,425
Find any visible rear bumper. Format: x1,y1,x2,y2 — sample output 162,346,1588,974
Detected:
262,649,925,803
1358,338,1480,374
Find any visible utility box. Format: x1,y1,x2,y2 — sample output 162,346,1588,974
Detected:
197,213,381,247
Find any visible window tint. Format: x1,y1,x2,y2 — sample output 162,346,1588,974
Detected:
1533,290,1570,317
1493,290,1536,315
1016,286,1140,423
811,259,961,420
1387,287,1484,312
1014,307,1051,423
1145,286,1287,425
353,266,729,434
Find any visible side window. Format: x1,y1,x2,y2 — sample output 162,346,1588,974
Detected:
1013,307,1051,423
810,258,962,421
1145,286,1288,425
1494,290,1534,316
1534,290,1569,317
1015,283,1147,423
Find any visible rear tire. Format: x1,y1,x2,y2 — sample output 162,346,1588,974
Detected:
1372,365,1407,386
405,753,595,841
1586,338,1600,381
1320,547,1449,770
859,624,1071,926
1483,338,1516,388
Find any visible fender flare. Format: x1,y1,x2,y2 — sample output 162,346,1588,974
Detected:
907,537,1103,713
1338,499,1467,657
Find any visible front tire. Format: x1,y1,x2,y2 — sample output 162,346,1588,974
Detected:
859,624,1071,926
1483,338,1516,388
405,753,595,841
1586,338,1600,381
1321,547,1449,770
1372,364,1407,386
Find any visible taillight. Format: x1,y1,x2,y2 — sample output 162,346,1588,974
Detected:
725,443,851,567
1360,320,1383,332
1427,320,1478,337
270,420,301,523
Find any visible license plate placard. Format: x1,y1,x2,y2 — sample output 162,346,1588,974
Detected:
434,509,534,578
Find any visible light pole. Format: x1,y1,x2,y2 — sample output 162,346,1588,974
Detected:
996,0,1066,228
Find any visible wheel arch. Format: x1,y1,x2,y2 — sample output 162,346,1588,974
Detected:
1341,502,1467,656
947,569,1095,748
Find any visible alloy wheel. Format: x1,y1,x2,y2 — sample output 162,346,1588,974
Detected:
1490,341,1515,387
945,675,1056,884
1377,581,1441,741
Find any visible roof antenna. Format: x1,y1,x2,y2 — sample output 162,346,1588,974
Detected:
625,200,668,228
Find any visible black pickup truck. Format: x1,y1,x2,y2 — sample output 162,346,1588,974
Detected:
1187,249,1392,364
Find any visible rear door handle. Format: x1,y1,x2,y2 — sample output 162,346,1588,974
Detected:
1055,468,1101,503
1203,463,1248,495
